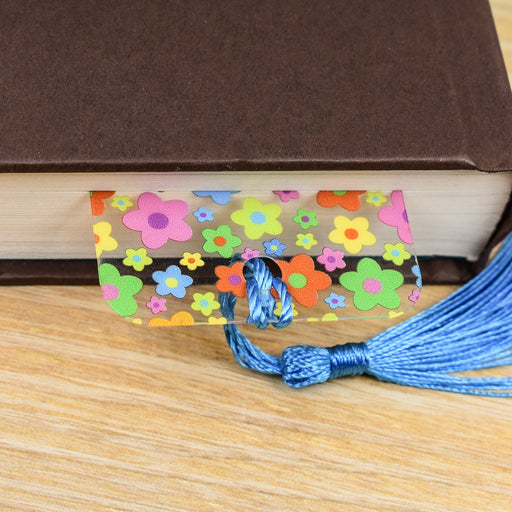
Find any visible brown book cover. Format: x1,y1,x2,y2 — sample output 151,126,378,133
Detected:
0,0,511,284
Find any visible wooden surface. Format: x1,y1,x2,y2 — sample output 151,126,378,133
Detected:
2,3,512,511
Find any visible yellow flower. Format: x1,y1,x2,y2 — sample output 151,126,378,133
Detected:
208,316,227,325
231,197,282,240
296,233,318,250
179,251,205,271
321,312,338,321
93,221,118,257
274,302,299,318
111,195,133,211
328,216,376,254
366,191,388,207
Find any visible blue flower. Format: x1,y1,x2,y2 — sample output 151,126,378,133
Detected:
193,206,214,223
412,264,422,289
324,292,346,310
263,238,286,256
193,191,240,205
152,265,193,298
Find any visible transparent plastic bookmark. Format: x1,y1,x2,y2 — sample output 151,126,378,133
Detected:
90,190,421,326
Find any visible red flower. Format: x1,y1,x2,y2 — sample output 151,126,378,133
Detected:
316,190,366,211
90,191,115,216
275,254,331,307
215,261,247,298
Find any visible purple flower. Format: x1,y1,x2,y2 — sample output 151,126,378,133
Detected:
316,247,346,272
146,296,167,314
122,192,192,249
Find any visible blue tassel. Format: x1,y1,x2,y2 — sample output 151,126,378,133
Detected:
220,231,512,396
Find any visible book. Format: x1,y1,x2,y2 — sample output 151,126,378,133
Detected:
0,0,511,285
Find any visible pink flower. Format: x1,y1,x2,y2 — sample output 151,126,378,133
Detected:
317,247,346,272
272,190,300,202
408,289,420,303
377,190,413,244
146,296,167,314
123,192,192,249
241,247,260,260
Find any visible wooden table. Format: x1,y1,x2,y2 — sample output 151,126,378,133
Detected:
2,3,512,511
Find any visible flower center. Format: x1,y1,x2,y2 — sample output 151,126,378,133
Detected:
288,272,307,289
391,249,400,257
188,257,196,263
333,190,347,196
363,278,383,294
271,244,278,251
327,255,336,263
101,284,119,301
228,274,242,286
200,299,210,308
402,210,409,222
214,236,227,246
165,277,178,288
94,234,100,244
250,211,267,225
331,298,339,304
344,228,359,240
148,212,169,229
132,255,142,262
301,216,309,223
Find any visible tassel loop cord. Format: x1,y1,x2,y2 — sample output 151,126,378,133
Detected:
221,232,512,396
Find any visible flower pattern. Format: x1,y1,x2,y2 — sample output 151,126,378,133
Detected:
316,247,346,272
339,258,404,311
98,263,142,317
202,224,242,258
231,197,282,240
193,206,214,223
193,191,239,205
123,192,192,249
191,292,221,316
328,216,376,254
152,265,193,298
93,222,118,257
111,195,133,212
275,254,331,307
263,238,286,256
215,261,247,297
382,242,411,266
317,190,365,211
179,252,205,271
292,209,318,229
241,247,260,260
365,191,388,207
273,190,300,202
324,293,346,310
123,248,153,272
378,190,413,244
296,233,318,250
146,296,167,314
90,191,115,216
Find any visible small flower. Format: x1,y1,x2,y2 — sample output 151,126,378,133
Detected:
93,221,118,257
90,191,115,216
148,311,195,326
98,263,143,317
193,206,214,223
275,254,331,307
123,248,153,271
328,216,376,254
146,296,167,314
378,190,413,244
339,257,404,311
215,261,247,298
231,197,282,240
272,190,300,202
366,191,388,207
193,191,239,205
316,190,366,211
241,247,260,260
179,251,205,271
412,264,422,289
122,192,192,249
208,316,227,325
409,289,421,303
316,247,346,272
321,312,338,321
111,195,134,212
296,233,318,250
263,238,286,256
202,224,242,258
152,265,193,298
382,242,412,266
274,302,298,318
292,209,319,229
324,293,346,310
191,292,221,316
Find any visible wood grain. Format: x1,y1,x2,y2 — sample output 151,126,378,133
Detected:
1,2,512,510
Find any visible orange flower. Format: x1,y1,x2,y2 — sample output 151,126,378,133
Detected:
214,261,247,298
316,190,366,211
90,191,115,215
275,254,331,307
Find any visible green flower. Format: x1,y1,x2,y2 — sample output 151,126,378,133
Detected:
202,224,242,258
382,242,411,266
296,233,318,250
98,263,143,317
191,292,221,316
292,208,319,229
231,197,282,240
123,247,153,271
339,258,403,311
